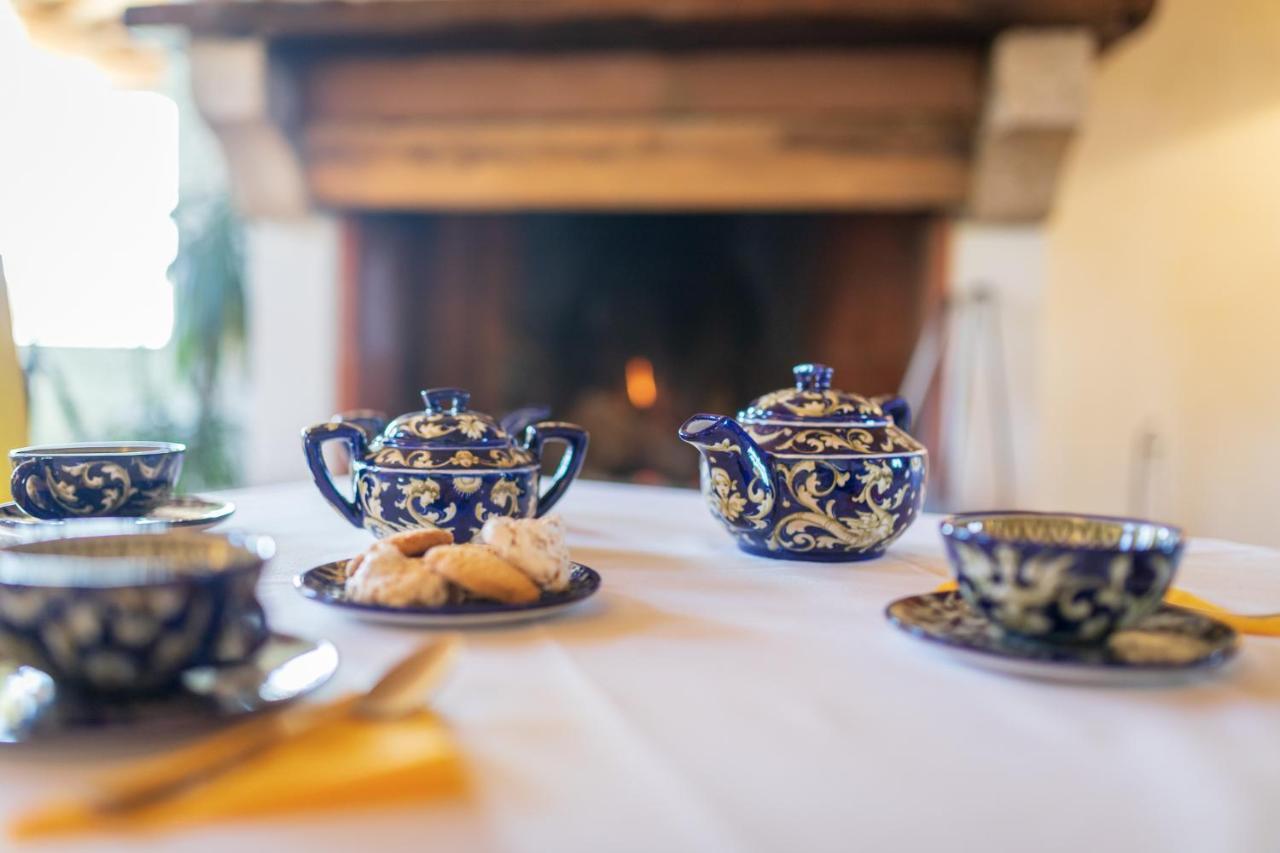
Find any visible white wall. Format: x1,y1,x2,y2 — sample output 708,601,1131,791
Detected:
1037,0,1280,544
941,225,1046,512
243,216,340,484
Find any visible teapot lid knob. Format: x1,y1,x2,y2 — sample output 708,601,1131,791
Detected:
793,363,833,392
421,388,470,414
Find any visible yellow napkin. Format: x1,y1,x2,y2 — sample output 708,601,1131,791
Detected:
11,696,466,840
934,581,1280,637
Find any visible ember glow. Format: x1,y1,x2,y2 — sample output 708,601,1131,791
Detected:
625,357,658,410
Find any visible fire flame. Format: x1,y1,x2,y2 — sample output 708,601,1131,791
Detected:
625,357,658,410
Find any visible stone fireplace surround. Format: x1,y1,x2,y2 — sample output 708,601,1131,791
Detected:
125,0,1150,483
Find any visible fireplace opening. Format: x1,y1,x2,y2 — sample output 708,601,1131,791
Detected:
341,211,944,485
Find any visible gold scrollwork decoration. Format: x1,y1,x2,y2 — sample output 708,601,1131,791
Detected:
397,413,494,442
472,477,527,538
44,462,140,515
371,447,534,470
748,426,924,455
766,460,911,554
750,389,879,419
952,541,1172,640
703,465,774,531
393,479,458,530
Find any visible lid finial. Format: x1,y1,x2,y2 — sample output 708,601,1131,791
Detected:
793,363,834,392
421,388,470,414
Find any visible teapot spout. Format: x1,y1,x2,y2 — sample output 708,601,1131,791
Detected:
678,415,776,536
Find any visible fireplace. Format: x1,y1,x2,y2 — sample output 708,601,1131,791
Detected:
339,211,945,483
125,0,1150,484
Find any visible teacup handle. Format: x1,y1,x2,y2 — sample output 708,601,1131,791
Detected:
524,421,589,516
9,458,60,520
301,422,368,528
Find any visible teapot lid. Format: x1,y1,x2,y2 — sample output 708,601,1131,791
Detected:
382,389,513,449
740,364,887,424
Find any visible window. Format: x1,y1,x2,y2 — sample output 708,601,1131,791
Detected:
0,10,177,349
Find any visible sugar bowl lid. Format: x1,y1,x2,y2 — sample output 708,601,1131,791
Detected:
740,364,887,424
382,389,512,449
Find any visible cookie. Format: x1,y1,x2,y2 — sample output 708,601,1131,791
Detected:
344,526,452,578
425,544,541,605
383,526,454,557
344,550,367,578
346,542,450,608
480,515,572,592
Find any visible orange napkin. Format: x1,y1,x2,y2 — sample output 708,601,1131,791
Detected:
11,696,466,840
934,581,1280,637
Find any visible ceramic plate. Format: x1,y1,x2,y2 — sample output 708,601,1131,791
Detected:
0,633,338,743
295,559,601,626
886,590,1239,686
0,495,235,531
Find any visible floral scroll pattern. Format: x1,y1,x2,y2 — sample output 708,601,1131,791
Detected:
357,469,536,542
702,464,773,531
14,454,181,519
747,388,880,419
746,425,924,456
369,446,535,470
764,458,923,555
695,451,924,560
386,413,504,444
949,540,1173,642
968,515,1125,549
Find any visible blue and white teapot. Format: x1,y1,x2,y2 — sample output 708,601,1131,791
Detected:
303,389,588,542
678,364,927,561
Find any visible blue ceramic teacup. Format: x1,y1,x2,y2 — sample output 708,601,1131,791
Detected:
9,442,185,520
940,511,1183,644
0,530,273,692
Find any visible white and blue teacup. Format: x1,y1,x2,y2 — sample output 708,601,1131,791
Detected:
940,511,1183,644
8,442,185,520
0,530,273,692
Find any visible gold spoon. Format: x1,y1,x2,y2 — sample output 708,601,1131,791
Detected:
92,635,462,815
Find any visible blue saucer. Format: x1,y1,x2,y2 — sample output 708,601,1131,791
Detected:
0,633,338,743
886,590,1238,685
296,559,601,626
0,495,234,531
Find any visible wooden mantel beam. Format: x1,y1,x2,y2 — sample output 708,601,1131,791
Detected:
299,47,980,211
131,0,1153,218
127,0,1152,45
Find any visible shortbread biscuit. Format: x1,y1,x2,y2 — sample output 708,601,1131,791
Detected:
384,526,454,556
344,550,367,578
480,515,572,592
344,526,452,578
425,544,540,605
346,542,450,608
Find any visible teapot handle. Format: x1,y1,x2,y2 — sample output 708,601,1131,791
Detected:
499,405,552,439
301,421,369,528
878,396,912,434
524,421,589,516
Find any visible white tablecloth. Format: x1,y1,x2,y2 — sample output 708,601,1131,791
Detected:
6,479,1280,853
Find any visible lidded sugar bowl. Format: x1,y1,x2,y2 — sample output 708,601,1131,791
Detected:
678,363,926,561
303,388,588,542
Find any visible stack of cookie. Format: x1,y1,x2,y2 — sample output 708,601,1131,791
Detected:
345,516,572,608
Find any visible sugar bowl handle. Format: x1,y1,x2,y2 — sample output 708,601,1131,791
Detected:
301,421,369,528
524,421,589,516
